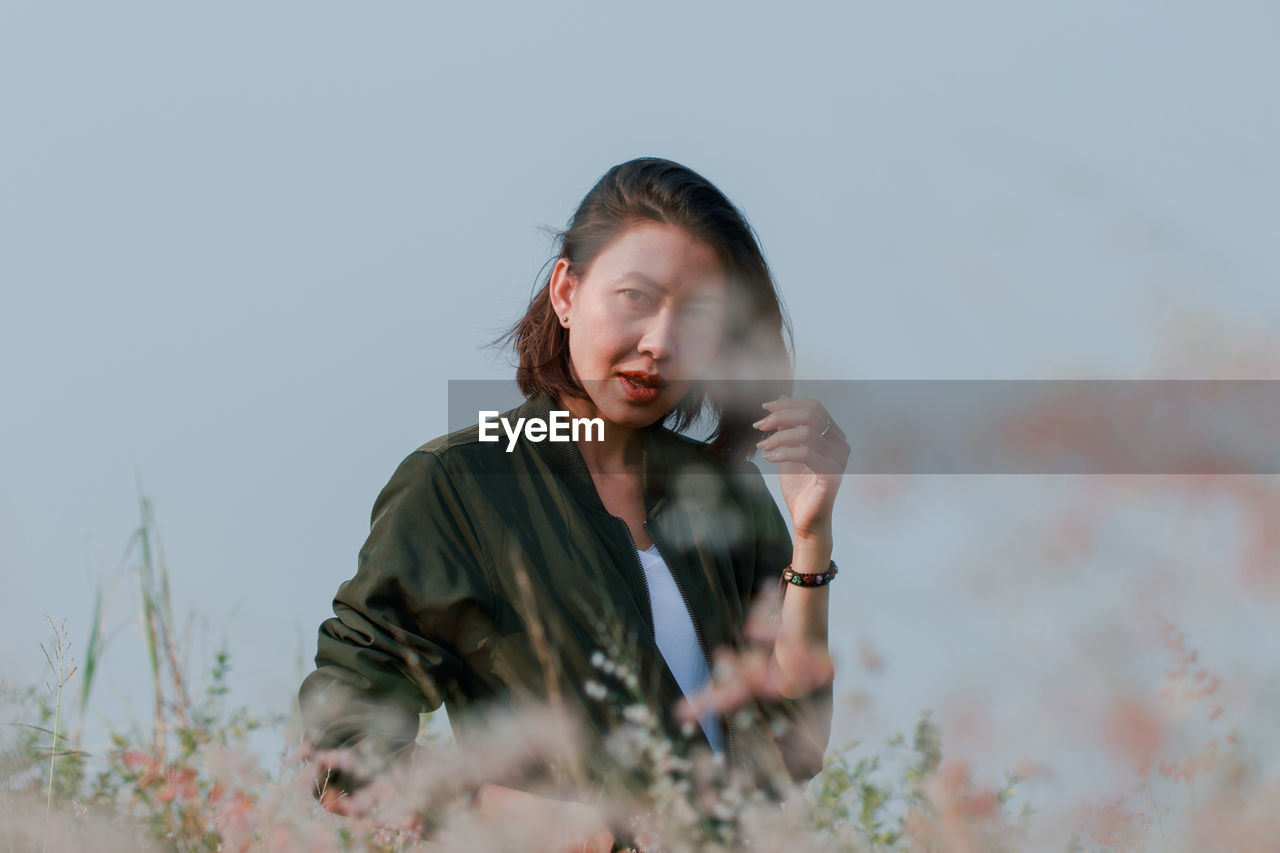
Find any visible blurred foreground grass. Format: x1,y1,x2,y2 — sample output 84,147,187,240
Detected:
1,475,1271,851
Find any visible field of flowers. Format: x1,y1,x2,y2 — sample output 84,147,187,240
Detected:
4,389,1278,851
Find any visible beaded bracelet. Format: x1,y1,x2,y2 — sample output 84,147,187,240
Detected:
781,559,838,587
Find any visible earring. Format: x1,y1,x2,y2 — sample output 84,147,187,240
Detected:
561,316,569,326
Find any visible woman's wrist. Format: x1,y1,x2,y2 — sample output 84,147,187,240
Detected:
775,534,833,661
790,533,833,572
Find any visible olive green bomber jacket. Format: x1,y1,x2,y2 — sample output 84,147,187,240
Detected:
296,390,834,817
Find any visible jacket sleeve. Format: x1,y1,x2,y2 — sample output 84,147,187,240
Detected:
297,449,496,803
741,460,835,787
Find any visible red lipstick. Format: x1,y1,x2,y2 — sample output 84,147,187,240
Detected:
617,371,666,402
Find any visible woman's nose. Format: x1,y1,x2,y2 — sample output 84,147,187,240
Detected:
637,308,677,361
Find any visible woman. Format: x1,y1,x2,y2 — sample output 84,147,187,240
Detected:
297,157,849,851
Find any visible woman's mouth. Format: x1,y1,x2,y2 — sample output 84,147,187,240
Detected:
618,372,664,403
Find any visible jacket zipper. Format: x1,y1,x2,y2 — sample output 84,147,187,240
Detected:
614,515,655,643
611,446,739,772
642,517,738,774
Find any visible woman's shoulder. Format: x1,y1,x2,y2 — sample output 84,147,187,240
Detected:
404,401,530,472
360,417,523,526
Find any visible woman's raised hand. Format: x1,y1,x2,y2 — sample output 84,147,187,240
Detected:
752,396,850,541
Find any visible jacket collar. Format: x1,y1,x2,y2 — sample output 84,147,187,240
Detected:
518,390,673,517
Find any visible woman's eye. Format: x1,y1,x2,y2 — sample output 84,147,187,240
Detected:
622,289,648,303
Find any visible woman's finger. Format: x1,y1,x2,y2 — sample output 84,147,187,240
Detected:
757,419,850,471
761,441,842,474
756,423,848,458
756,397,819,426
754,400,845,444
761,396,819,412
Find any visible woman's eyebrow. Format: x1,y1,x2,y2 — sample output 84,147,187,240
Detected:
617,271,667,292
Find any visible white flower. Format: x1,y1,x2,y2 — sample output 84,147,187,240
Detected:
623,704,651,725
584,679,608,700
590,650,606,669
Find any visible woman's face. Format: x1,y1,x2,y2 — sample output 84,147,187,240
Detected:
549,221,729,430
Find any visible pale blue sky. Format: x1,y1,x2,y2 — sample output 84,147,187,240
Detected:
2,0,1277,837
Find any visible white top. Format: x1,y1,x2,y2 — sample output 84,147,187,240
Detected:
635,543,725,754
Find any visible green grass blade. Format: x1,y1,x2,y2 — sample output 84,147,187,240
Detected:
79,581,104,718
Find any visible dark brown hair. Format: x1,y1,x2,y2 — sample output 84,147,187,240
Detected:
488,157,793,466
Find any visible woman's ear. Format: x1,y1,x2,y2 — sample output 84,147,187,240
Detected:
548,257,577,323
